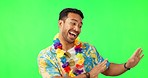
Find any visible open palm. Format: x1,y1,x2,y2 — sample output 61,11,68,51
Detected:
126,48,144,68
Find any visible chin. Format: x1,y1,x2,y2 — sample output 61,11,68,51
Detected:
67,39,75,44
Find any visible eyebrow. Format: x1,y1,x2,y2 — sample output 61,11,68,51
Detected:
70,19,83,25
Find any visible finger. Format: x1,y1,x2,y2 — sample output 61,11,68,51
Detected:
100,60,107,67
100,64,107,72
102,64,107,69
138,49,143,56
97,60,107,68
140,54,144,59
97,64,106,73
100,59,107,65
98,59,106,65
133,48,141,57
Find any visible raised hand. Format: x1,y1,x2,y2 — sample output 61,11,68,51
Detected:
126,48,144,68
89,59,108,78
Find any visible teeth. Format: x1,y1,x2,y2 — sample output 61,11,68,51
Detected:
69,32,77,36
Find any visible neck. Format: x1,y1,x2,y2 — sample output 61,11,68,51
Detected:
59,33,74,51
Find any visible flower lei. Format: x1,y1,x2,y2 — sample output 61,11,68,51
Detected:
53,34,85,77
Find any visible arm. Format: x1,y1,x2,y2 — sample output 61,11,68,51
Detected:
53,60,108,78
102,48,144,76
102,63,126,76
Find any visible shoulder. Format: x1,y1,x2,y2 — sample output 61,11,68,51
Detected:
82,42,96,51
81,42,101,57
38,45,55,59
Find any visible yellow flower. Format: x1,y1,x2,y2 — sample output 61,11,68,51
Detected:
56,49,64,58
74,37,80,45
69,70,75,77
76,53,83,59
77,58,84,65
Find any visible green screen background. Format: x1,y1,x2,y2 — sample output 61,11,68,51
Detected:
0,0,147,78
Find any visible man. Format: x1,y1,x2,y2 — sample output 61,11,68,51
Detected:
38,8,144,78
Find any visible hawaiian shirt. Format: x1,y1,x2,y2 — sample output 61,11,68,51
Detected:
38,42,110,78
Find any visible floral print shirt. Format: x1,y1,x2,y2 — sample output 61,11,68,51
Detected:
38,42,110,78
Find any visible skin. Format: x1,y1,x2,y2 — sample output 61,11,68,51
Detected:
54,12,144,78
102,48,144,76
58,12,82,51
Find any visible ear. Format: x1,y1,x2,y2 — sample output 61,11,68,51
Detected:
58,20,63,28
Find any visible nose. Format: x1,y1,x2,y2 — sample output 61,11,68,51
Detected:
74,25,80,32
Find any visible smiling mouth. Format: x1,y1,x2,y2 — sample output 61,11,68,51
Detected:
69,31,77,38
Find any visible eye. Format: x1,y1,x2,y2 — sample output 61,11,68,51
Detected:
70,22,77,26
79,26,82,28
72,22,76,25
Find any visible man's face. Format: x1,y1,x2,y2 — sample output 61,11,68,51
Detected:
59,12,83,43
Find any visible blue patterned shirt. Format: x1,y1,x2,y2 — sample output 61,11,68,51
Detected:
38,42,110,78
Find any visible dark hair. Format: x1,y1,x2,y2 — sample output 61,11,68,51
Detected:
59,8,84,20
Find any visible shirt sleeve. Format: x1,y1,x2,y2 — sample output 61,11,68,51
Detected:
83,43,110,72
38,49,61,78
91,46,110,69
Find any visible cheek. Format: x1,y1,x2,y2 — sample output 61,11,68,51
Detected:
64,24,72,31
77,27,81,32
78,29,81,34
61,25,69,33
